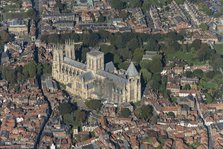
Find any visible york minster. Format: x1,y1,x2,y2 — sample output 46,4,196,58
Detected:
52,41,141,104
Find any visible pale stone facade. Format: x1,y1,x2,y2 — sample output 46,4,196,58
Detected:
52,41,141,104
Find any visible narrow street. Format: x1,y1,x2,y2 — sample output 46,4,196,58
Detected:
196,93,214,149
30,1,52,148
30,0,41,38
33,87,52,149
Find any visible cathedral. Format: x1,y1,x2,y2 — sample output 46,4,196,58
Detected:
52,41,141,104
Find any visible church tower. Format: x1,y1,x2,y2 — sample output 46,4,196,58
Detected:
65,40,75,60
52,45,63,81
86,49,104,73
126,62,141,102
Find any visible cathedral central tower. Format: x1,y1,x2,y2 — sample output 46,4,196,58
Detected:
86,49,104,73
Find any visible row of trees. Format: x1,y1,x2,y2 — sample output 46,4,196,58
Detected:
0,61,52,85
41,31,183,48
58,102,87,127
119,104,154,121
42,31,183,95
111,0,173,10
4,8,36,20
41,30,223,103
0,30,12,53
110,0,217,16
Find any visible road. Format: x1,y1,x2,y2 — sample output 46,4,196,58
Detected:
30,0,41,39
196,93,214,149
33,90,52,149
30,1,52,148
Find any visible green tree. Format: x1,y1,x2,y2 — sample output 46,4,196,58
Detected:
26,9,36,20
74,109,87,124
114,54,122,65
196,44,214,61
150,74,162,91
140,60,150,70
193,69,203,79
42,63,52,74
58,103,74,115
134,105,153,121
111,0,126,9
85,100,102,112
140,68,152,82
183,84,191,90
205,71,215,79
55,0,66,12
119,108,131,118
167,112,175,118
199,23,209,31
63,113,74,126
36,64,43,75
1,66,17,84
184,71,193,78
127,38,140,50
22,60,37,78
118,48,131,60
81,47,90,62
132,48,144,64
118,62,129,70
191,39,202,50
211,54,223,70
205,93,215,104
148,55,163,73
0,30,11,43
110,34,125,48
175,0,185,4
198,3,212,15
47,34,60,43
83,33,100,46
128,0,142,8
16,73,26,83
160,75,168,93
167,31,184,41
98,14,106,22
145,38,159,51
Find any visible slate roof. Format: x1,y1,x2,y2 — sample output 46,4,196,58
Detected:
88,49,103,57
105,62,115,73
126,62,138,77
97,70,128,84
64,57,86,70
79,71,94,82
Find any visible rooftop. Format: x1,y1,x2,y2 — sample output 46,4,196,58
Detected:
126,62,139,77
97,70,128,84
64,57,86,70
87,49,103,57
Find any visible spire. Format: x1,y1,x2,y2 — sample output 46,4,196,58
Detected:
126,62,139,77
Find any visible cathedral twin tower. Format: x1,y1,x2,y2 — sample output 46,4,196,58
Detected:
52,40,141,104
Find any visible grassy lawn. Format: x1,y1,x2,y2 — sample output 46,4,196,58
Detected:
4,12,27,20
0,2,23,13
142,137,152,144
199,74,223,90
166,50,205,65
200,81,218,89
214,43,223,55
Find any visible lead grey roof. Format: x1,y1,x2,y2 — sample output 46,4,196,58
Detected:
82,143,98,149
105,61,115,73
79,71,94,82
88,50,103,57
126,62,138,77
64,57,86,70
97,70,128,84
46,80,54,89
